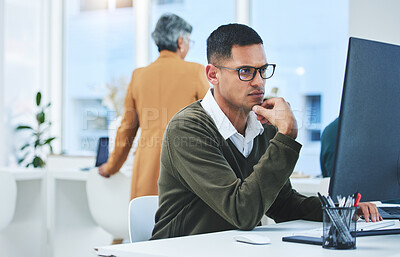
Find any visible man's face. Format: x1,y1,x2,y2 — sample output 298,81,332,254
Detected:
213,44,267,113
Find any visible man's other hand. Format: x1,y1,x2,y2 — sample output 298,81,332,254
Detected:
98,163,110,178
252,97,298,139
357,202,383,222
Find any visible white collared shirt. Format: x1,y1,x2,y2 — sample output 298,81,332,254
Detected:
201,89,264,158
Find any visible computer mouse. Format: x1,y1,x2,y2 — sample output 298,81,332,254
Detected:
233,234,271,245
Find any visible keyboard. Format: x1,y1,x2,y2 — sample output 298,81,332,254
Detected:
378,206,400,219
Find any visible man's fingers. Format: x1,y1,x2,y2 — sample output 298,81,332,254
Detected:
254,97,298,138
253,105,271,116
357,202,382,222
256,114,271,125
253,105,275,123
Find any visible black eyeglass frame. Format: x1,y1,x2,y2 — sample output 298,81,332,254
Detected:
215,64,276,81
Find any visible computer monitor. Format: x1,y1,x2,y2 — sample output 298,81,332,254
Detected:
329,37,400,202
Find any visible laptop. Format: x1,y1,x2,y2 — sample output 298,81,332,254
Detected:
95,137,109,167
377,206,400,219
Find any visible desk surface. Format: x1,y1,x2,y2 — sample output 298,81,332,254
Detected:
95,220,400,257
0,167,45,180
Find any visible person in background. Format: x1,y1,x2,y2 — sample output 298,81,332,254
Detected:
98,13,209,200
320,117,338,177
151,24,381,239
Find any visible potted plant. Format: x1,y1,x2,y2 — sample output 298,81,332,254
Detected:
15,91,56,168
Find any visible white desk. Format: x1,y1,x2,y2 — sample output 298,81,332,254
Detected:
0,167,112,257
0,168,46,257
95,220,400,257
47,168,112,257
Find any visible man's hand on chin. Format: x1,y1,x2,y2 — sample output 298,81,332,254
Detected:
252,97,298,139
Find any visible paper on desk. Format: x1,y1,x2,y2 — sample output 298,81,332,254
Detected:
293,220,397,237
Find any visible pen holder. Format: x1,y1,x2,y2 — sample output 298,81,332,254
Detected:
322,206,358,250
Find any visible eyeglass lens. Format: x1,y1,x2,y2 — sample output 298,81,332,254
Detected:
238,65,274,81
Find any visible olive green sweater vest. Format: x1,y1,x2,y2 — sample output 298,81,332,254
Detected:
151,101,322,239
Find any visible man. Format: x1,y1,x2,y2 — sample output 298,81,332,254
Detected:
151,24,381,239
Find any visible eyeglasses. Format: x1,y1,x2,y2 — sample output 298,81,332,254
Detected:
215,64,276,81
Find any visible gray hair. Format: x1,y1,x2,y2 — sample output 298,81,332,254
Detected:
151,13,192,52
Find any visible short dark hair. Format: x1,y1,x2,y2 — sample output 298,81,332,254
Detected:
206,23,263,64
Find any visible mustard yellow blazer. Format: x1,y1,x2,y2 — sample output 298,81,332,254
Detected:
106,50,209,199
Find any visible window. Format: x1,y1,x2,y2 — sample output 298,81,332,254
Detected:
63,0,135,154
305,95,321,141
62,0,234,155
3,0,43,166
252,0,349,174
156,0,183,5
150,0,235,65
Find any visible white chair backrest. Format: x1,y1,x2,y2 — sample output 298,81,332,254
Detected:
86,170,131,240
129,195,158,243
0,172,17,231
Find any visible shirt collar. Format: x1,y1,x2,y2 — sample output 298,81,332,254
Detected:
201,89,264,140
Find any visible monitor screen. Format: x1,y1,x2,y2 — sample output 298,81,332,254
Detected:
95,137,109,167
329,37,400,202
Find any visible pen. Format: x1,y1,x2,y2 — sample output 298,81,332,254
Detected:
354,193,361,207
326,196,336,208
317,192,329,207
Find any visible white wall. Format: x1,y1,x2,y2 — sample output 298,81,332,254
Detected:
349,0,400,45
0,0,4,166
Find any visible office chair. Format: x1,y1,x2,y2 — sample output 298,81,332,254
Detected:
86,169,131,243
129,195,158,242
0,172,17,231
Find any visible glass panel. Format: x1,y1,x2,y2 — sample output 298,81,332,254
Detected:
252,0,349,175
3,0,42,166
150,0,235,65
63,0,135,154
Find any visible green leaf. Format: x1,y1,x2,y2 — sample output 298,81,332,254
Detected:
18,158,25,164
37,111,45,124
20,143,30,151
36,92,42,106
33,156,45,168
16,125,33,131
43,137,56,145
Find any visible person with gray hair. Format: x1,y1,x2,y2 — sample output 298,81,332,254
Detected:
98,13,209,201
152,13,192,55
